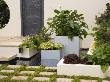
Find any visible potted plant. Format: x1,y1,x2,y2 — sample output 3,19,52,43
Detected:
40,40,63,60
47,9,88,57
19,27,51,58
57,3,110,78
18,36,38,58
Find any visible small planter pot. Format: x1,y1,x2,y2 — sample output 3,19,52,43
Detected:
18,48,38,58
41,50,61,60
57,58,110,78
41,50,61,66
54,36,80,57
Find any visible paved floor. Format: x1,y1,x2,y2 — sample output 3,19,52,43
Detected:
0,65,110,82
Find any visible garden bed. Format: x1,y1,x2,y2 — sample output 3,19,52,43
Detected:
57,58,110,78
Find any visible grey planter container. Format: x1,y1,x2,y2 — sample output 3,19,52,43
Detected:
54,36,80,57
41,50,61,60
41,50,61,66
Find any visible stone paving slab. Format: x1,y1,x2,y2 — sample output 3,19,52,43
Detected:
33,77,50,81
0,75,7,79
57,78,73,82
7,65,21,69
20,71,35,74
26,66,40,69
92,80,98,82
80,80,98,82
39,72,56,75
45,67,57,69
11,76,28,80
0,70,14,73
103,80,110,82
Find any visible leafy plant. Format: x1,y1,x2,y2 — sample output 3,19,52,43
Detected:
47,9,88,40
92,3,110,73
93,3,110,43
20,27,51,49
0,0,10,29
39,40,63,50
19,36,37,49
91,43,110,73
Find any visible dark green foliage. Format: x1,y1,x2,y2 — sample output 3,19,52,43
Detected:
92,3,110,73
93,3,110,43
47,9,88,40
0,0,10,29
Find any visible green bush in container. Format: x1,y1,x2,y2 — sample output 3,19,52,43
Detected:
20,27,51,50
47,9,88,40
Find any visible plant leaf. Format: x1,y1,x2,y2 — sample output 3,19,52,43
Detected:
101,64,109,73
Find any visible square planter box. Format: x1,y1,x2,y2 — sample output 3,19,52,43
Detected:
54,36,80,57
18,48,38,58
57,58,110,78
41,50,61,60
41,50,61,66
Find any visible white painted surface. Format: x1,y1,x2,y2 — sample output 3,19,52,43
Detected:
0,0,21,37
41,50,61,60
0,46,18,61
54,36,79,57
0,45,38,59
57,58,110,78
44,0,110,48
18,48,38,58
0,46,19,56
0,54,17,61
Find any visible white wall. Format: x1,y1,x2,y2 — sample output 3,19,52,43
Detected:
0,0,21,37
44,0,110,48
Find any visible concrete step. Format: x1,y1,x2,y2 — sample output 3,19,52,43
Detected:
0,41,21,59
0,37,23,61
0,37,38,59
0,54,17,61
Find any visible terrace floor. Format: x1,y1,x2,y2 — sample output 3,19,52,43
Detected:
0,64,110,82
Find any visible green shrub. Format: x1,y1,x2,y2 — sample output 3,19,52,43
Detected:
93,3,110,43
92,43,110,72
47,9,88,40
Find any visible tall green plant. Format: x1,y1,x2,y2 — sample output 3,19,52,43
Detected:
93,3,110,43
47,9,88,40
